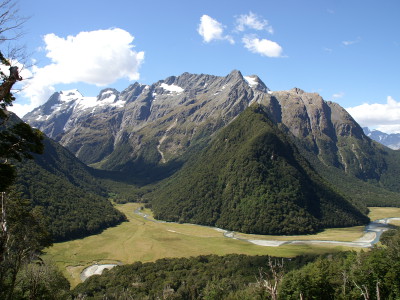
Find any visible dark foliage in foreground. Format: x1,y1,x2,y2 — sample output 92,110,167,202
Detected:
73,254,313,299
280,228,400,299
73,228,400,300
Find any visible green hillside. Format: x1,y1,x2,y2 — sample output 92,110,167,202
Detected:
15,137,126,242
151,105,369,235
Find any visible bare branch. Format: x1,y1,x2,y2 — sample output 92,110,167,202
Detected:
256,257,285,300
353,280,370,300
0,0,28,42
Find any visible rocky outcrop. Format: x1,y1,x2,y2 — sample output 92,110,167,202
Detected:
23,70,388,180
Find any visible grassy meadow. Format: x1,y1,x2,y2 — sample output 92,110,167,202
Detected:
44,203,400,287
367,207,400,221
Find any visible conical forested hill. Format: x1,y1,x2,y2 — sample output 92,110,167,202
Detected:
151,105,369,235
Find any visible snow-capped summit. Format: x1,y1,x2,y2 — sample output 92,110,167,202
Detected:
244,75,270,93
23,70,277,164
23,88,124,138
59,89,84,102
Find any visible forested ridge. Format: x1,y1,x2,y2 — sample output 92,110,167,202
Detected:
151,105,369,235
13,128,127,242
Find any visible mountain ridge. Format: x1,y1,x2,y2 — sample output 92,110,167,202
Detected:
363,127,400,150
3,113,126,242
151,104,369,234
23,70,400,213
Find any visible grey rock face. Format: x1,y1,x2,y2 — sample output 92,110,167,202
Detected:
23,70,385,180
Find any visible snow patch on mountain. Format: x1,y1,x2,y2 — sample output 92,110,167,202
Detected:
46,89,125,114
59,89,84,102
244,75,270,93
244,76,258,87
160,83,184,94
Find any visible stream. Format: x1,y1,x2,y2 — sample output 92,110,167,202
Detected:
80,212,400,281
134,208,400,248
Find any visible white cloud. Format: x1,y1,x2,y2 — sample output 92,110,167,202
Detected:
10,28,144,117
235,12,273,34
376,124,400,134
242,34,283,57
197,13,283,58
332,92,344,99
346,96,400,133
197,15,234,44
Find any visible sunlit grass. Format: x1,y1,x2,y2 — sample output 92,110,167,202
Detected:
44,204,399,287
234,225,366,242
368,207,400,221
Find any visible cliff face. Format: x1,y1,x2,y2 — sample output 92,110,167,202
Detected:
24,70,388,181
258,89,387,180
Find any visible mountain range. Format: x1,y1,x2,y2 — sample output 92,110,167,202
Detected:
21,70,400,236
363,127,400,150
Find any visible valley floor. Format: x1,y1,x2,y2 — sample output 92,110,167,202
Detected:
44,203,400,287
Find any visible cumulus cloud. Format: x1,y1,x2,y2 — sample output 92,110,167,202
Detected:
375,124,400,133
235,12,273,34
197,15,234,44
11,28,144,117
197,13,283,58
346,96,400,133
242,34,283,57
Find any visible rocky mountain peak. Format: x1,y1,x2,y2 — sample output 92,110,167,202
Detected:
243,75,269,93
23,70,382,181
59,89,83,98
120,83,148,103
290,87,305,95
97,88,120,102
225,69,244,81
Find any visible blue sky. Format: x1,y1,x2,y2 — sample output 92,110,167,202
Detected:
6,0,400,133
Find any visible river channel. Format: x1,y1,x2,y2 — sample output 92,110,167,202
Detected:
80,211,399,281
134,208,400,248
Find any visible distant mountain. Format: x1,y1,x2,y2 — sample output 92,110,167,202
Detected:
151,105,369,234
363,127,400,150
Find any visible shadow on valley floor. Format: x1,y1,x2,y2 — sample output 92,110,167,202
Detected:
89,158,184,186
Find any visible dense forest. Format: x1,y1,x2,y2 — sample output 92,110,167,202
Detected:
14,133,127,242
151,105,369,235
73,227,400,299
